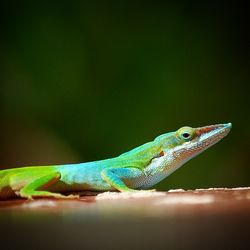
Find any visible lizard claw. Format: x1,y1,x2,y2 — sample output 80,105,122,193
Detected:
144,189,156,192
64,194,80,199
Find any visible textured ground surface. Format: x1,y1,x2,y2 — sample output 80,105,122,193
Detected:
1,187,250,250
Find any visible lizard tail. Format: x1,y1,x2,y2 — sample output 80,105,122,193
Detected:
0,169,15,199
0,169,9,187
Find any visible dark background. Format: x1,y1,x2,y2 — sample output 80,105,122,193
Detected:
1,2,249,189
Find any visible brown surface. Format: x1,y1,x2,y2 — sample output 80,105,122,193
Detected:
1,188,250,250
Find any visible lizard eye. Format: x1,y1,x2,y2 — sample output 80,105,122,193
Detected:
182,132,190,139
176,126,196,141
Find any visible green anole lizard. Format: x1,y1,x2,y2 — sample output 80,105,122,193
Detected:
0,123,231,199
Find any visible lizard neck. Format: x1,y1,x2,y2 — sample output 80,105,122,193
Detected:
138,151,181,189
118,141,162,169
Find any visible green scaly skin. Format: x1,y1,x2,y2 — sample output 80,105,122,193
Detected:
0,123,232,200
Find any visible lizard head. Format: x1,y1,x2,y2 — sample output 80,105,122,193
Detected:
155,123,231,155
149,123,232,177
168,123,232,165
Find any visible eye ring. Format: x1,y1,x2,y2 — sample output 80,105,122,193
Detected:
182,132,190,139
176,126,195,141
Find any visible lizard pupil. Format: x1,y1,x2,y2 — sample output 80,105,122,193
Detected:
182,133,190,138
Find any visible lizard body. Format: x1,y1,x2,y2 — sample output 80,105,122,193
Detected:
0,123,231,199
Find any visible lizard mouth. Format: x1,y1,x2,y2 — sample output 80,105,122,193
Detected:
196,123,232,148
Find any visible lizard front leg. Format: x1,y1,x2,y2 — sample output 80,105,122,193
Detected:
101,167,142,192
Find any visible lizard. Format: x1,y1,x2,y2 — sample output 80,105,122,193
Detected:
0,123,232,199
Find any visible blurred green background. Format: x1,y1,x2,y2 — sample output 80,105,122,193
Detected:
1,2,249,189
